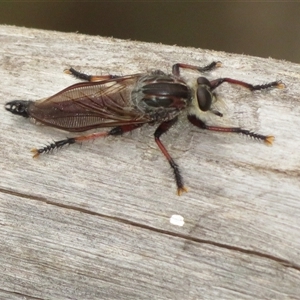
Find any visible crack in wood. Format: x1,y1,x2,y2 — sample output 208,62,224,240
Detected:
0,288,45,300
1,187,299,273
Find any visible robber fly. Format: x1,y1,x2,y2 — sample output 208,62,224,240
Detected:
5,61,285,195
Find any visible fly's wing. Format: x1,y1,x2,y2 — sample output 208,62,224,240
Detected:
28,74,150,132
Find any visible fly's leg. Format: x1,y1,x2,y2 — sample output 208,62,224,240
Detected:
31,124,143,158
64,68,121,82
108,123,143,136
208,77,285,91
31,132,107,158
188,115,274,145
172,61,222,77
154,117,187,196
188,76,285,144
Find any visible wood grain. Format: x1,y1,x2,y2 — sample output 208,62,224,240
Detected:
1,25,300,300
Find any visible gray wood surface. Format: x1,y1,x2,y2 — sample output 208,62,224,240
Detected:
1,25,300,300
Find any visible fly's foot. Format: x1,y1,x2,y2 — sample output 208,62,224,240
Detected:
177,186,188,196
31,138,76,158
264,135,275,146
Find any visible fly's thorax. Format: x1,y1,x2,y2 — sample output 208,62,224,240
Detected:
131,71,192,122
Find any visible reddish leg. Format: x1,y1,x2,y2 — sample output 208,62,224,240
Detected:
188,115,274,145
64,68,120,82
154,117,187,195
209,77,285,91
172,61,222,77
31,124,143,158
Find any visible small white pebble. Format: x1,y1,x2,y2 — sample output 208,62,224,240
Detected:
170,214,185,227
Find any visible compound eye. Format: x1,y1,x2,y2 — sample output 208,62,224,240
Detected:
197,77,211,87
197,87,212,111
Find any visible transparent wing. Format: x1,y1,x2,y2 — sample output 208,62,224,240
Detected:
29,74,150,132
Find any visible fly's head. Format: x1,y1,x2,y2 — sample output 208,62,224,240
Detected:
188,77,222,119
5,100,31,118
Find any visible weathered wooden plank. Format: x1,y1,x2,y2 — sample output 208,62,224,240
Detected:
0,25,300,299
